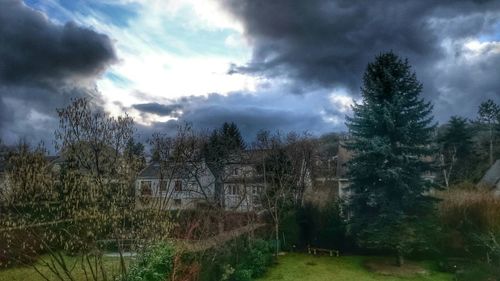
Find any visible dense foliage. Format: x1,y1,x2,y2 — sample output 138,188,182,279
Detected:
124,242,175,281
197,237,273,281
297,203,352,252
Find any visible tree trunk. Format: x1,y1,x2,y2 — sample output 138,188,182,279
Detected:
214,175,225,208
275,222,280,257
396,253,405,267
442,168,449,188
489,126,493,166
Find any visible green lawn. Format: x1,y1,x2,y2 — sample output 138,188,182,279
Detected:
256,253,453,281
1,253,453,281
0,254,127,281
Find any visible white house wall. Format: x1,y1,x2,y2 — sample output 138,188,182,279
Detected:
135,169,216,210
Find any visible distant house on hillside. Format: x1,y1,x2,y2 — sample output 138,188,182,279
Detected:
135,161,216,210
303,135,352,209
479,159,500,195
221,151,266,211
134,151,274,212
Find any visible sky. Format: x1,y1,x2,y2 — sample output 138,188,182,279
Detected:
0,0,499,147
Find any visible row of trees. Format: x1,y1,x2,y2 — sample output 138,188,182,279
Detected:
439,100,500,187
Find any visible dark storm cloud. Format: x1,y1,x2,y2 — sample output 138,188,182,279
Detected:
132,103,183,117
431,43,500,119
0,0,117,146
221,0,500,120
222,0,498,89
0,0,116,85
132,90,346,141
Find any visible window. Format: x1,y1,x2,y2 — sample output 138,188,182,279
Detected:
233,168,240,176
173,199,182,206
174,180,183,192
140,181,152,196
252,186,262,195
228,184,239,195
189,181,198,191
159,180,168,192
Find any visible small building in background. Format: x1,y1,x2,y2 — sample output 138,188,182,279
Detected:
479,159,500,195
135,161,216,210
303,135,352,210
135,151,274,212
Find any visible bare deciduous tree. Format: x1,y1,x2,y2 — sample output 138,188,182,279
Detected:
253,130,313,256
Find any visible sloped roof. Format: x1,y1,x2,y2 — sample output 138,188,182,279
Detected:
138,163,162,178
480,159,500,187
137,162,210,179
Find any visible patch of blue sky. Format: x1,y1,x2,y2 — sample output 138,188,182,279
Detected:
479,21,500,41
26,0,139,28
105,72,133,88
24,0,248,61
89,1,139,27
24,0,74,23
152,7,248,59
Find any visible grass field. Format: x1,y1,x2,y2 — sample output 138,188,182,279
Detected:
256,253,453,281
1,253,453,281
0,254,127,281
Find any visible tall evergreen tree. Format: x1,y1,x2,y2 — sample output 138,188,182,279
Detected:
346,52,436,266
222,122,246,150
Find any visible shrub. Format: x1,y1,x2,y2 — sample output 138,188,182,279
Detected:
197,237,273,281
124,242,174,281
280,211,300,251
232,269,252,281
0,229,41,268
438,188,500,262
297,203,353,251
238,239,273,278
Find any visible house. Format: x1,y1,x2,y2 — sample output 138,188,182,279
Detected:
134,154,266,212
135,161,216,210
303,135,352,209
134,149,312,212
479,159,500,195
221,151,267,211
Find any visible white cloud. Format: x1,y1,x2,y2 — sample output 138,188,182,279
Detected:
464,39,500,57
329,90,354,113
47,0,258,120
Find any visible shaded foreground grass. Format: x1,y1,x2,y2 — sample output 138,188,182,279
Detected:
256,253,453,281
1,253,453,281
0,254,128,281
